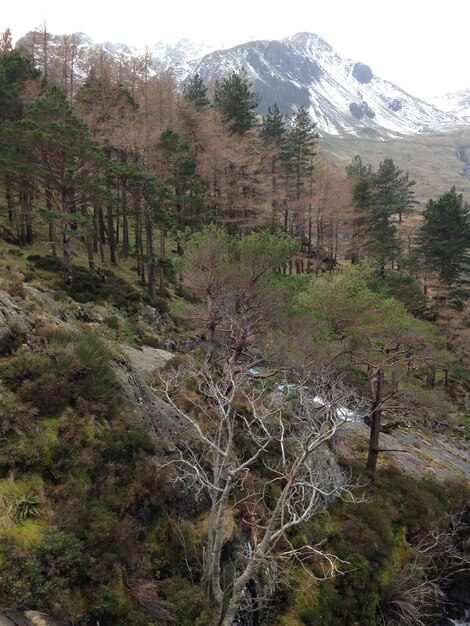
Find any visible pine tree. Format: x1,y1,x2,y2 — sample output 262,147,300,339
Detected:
282,106,318,201
0,85,105,283
345,154,373,182
346,156,415,274
0,49,40,121
214,68,260,135
261,103,285,145
182,73,210,109
350,177,373,263
417,187,470,285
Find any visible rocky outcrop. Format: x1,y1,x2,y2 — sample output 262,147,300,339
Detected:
0,610,62,626
0,290,32,355
122,345,173,379
337,421,470,484
352,61,373,84
116,345,187,441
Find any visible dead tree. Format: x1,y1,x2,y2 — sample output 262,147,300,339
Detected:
156,363,361,626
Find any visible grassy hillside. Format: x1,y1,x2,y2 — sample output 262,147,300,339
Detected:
321,126,470,203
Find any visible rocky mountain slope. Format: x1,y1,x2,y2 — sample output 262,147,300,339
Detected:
432,88,470,122
17,30,469,139
187,32,463,137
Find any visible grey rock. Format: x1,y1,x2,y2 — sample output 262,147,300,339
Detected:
0,290,32,355
0,610,61,626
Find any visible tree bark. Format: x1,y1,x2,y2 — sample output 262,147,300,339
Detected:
145,213,156,300
366,367,383,474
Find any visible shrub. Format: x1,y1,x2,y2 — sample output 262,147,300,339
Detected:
14,493,41,521
367,272,426,315
18,373,71,416
27,254,64,272
38,529,87,579
0,392,38,435
49,327,119,403
0,347,53,391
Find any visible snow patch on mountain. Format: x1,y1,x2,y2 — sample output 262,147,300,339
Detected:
430,89,470,122
16,30,468,138
186,32,461,138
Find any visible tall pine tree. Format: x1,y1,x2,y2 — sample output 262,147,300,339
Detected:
182,73,210,110
214,68,260,135
417,187,470,285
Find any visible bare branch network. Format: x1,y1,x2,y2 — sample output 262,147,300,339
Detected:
154,361,364,625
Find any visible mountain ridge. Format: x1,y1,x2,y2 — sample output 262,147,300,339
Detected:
16,30,470,138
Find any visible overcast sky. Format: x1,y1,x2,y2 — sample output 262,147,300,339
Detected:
3,0,469,99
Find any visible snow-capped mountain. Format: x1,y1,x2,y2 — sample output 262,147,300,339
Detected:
16,30,468,138
16,30,216,80
430,89,470,123
184,32,462,137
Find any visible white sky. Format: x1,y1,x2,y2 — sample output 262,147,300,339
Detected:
2,0,469,98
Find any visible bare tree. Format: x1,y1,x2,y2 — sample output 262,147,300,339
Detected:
377,510,470,626
156,362,360,626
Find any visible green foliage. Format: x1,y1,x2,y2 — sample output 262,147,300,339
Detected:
13,493,41,521
50,327,119,402
261,103,286,145
345,154,373,182
282,106,318,200
238,229,297,269
0,327,119,414
27,254,64,272
346,156,416,271
417,186,470,285
0,49,40,121
61,264,143,308
182,73,210,109
214,68,260,135
275,467,464,626
0,391,38,436
0,347,53,391
18,372,72,416
367,271,426,315
0,529,86,616
161,576,212,625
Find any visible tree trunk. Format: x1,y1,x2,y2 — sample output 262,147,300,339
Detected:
20,187,33,245
159,223,166,292
107,202,117,264
62,224,73,285
94,204,105,263
145,213,156,300
5,175,15,226
82,203,94,269
121,181,129,254
46,184,57,256
366,368,383,474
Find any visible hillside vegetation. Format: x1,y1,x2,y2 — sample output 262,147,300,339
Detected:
323,127,470,203
0,29,469,626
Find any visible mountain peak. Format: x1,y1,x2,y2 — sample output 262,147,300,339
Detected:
285,31,333,51
15,29,468,137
